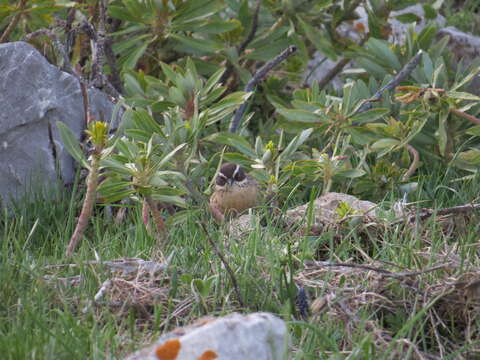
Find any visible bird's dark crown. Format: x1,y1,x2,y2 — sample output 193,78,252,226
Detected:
216,163,246,186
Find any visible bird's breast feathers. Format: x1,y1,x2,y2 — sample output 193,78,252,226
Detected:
211,177,258,213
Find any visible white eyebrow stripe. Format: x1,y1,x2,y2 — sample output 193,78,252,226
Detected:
236,178,248,185
218,173,228,179
232,165,240,178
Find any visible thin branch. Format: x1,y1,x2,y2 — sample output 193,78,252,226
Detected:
79,81,90,128
229,45,297,133
220,0,261,85
0,0,28,43
354,50,424,115
238,0,261,54
144,194,166,242
77,19,121,100
24,29,74,74
450,108,480,126
436,203,480,216
303,56,328,86
91,0,107,89
392,202,480,225
305,261,451,280
402,144,420,182
198,221,245,307
314,34,367,91
244,45,297,94
317,57,351,90
65,151,101,257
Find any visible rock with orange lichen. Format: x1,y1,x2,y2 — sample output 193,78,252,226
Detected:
124,312,288,360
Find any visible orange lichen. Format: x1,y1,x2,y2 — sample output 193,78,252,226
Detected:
155,339,181,360
354,22,366,33
198,350,218,360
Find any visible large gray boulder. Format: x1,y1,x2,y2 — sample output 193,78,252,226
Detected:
0,41,118,205
125,312,289,360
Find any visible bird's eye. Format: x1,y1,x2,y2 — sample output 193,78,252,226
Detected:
234,172,243,181
216,176,226,186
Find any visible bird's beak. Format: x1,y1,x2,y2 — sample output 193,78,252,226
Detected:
227,178,234,186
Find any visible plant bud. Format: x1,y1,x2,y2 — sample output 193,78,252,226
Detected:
262,149,272,164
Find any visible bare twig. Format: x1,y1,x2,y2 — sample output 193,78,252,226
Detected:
402,144,420,182
391,202,480,225
220,0,261,85
63,8,76,57
0,0,28,43
313,34,367,91
450,108,480,126
77,19,121,100
46,257,169,274
79,81,90,127
65,83,99,257
317,57,352,90
238,0,261,54
198,221,245,307
435,203,480,216
65,149,101,257
303,56,328,86
354,50,424,115
91,0,107,89
144,194,166,242
24,29,74,74
229,45,297,133
305,261,451,280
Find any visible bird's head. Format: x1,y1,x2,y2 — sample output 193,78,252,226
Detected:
216,163,247,189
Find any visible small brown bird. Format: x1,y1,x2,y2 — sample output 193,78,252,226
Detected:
209,163,259,222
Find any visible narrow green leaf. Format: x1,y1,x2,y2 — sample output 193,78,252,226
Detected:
222,152,254,167
101,157,135,176
123,41,149,70
349,108,390,125
156,143,187,170
466,126,480,137
56,122,88,168
335,169,366,178
394,13,421,23
206,132,256,158
203,68,226,95
151,194,187,207
437,109,449,156
371,138,400,150
281,128,313,160
171,34,222,53
447,91,480,101
277,108,330,124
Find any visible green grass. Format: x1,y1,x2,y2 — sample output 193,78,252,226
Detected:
1,169,480,359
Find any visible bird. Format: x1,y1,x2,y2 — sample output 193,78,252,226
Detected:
209,162,259,222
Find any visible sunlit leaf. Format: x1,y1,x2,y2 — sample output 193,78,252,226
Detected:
56,122,88,168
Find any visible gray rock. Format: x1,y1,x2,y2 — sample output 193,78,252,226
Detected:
125,312,288,360
304,4,446,88
0,41,118,205
337,4,446,45
227,213,258,238
438,26,480,65
437,26,480,94
284,192,379,234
